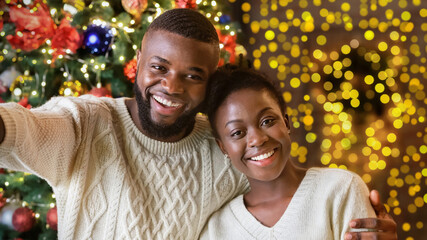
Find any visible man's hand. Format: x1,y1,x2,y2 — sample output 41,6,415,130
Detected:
345,190,398,240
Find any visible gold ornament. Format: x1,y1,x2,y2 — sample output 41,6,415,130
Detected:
121,0,148,17
63,0,85,11
10,74,34,98
58,80,87,97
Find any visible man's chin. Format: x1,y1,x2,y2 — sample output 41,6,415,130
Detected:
134,84,197,140
149,117,179,129
139,105,197,140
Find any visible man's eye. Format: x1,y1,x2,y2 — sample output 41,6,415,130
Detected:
151,65,166,72
186,74,203,81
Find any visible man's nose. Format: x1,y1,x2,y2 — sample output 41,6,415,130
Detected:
161,73,184,94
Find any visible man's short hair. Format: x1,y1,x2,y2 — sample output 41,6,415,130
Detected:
147,8,219,45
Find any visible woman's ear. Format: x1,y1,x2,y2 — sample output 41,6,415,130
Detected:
284,113,291,133
215,138,228,156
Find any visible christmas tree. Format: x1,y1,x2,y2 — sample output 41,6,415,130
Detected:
0,0,245,238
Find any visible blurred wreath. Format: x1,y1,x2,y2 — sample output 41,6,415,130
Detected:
323,47,392,118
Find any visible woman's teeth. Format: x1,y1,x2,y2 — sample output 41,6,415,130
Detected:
251,150,275,161
153,95,181,107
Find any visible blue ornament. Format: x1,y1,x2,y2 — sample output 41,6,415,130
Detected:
83,24,113,55
219,15,231,24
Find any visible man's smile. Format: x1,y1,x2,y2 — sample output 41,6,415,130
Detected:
153,95,183,108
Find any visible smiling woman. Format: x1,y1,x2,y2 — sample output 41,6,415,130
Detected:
200,66,377,239
214,88,292,182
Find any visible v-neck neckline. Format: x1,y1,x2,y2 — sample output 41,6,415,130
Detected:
229,169,315,237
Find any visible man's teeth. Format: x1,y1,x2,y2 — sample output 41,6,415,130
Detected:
251,150,275,161
153,95,181,107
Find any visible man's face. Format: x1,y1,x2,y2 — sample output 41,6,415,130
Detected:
134,30,219,140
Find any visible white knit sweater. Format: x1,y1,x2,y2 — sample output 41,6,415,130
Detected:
200,168,376,240
0,95,248,240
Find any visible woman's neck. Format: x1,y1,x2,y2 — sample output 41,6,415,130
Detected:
243,162,307,227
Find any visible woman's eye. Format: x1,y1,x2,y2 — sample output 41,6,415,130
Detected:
261,118,275,126
231,130,242,137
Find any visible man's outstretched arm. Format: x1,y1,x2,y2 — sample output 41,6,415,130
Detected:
345,190,398,240
0,116,4,144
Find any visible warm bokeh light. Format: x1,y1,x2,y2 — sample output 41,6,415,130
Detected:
234,0,426,238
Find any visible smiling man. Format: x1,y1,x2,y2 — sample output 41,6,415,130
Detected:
0,9,396,240
128,26,218,142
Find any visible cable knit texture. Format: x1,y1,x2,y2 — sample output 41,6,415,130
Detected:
0,95,248,240
200,168,376,240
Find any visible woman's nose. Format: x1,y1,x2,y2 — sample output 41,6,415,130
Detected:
248,128,268,148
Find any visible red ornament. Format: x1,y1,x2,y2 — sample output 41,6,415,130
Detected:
123,58,137,83
12,207,35,232
51,17,82,61
89,87,112,97
46,207,58,230
175,0,197,9
6,3,56,51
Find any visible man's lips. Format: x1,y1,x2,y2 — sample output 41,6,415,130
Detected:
152,95,183,108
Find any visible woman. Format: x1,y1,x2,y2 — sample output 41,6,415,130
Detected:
200,67,376,239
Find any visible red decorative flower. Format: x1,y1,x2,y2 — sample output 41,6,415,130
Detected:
217,29,237,64
123,58,137,83
7,4,56,51
175,0,197,9
51,17,82,61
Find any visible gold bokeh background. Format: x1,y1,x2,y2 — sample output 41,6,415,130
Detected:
229,0,426,239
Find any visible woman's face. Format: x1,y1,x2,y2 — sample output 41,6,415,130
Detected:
214,88,292,182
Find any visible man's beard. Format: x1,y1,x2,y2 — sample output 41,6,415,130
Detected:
134,83,201,140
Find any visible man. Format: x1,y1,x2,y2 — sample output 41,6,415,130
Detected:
0,9,396,240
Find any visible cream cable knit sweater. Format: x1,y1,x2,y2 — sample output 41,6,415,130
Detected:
0,95,248,240
200,168,376,240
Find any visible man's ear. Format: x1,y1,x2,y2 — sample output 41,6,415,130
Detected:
136,50,141,66
215,138,228,156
